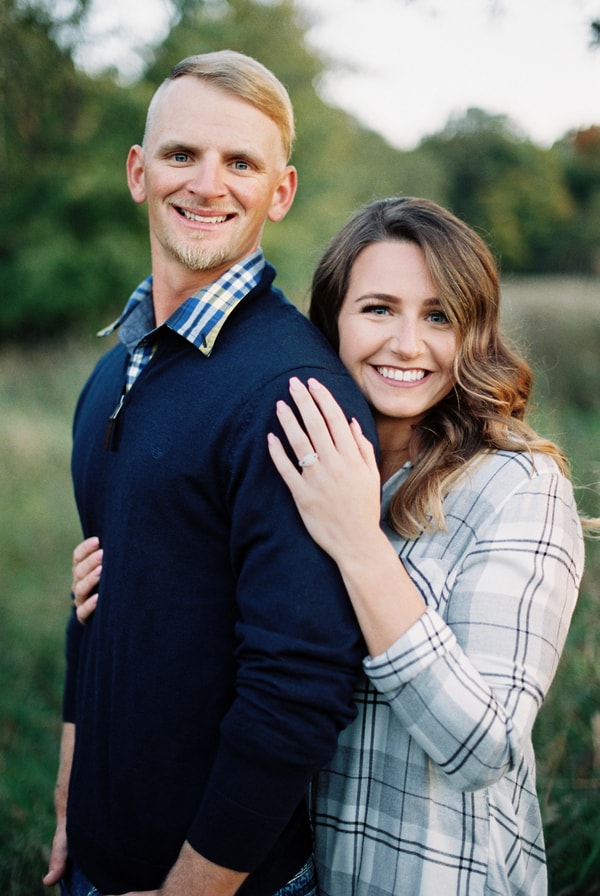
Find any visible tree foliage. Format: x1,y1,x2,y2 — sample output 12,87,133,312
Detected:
421,109,576,272
0,0,599,341
554,126,600,273
0,0,151,338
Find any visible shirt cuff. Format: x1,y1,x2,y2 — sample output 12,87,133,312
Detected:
363,607,456,693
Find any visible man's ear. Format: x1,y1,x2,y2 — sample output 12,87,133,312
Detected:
267,166,298,223
126,145,147,205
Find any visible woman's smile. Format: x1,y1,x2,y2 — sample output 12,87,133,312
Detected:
337,240,456,444
375,365,428,384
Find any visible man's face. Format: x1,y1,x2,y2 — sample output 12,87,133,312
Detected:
127,76,296,285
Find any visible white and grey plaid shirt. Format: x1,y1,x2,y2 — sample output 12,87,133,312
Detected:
311,449,583,896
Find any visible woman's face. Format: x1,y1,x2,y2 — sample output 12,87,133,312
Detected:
337,240,457,444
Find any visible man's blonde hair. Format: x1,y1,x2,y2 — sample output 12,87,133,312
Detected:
145,50,295,162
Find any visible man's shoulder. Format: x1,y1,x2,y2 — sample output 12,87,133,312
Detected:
224,282,342,368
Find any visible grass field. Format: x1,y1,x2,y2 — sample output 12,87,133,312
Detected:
1,277,599,895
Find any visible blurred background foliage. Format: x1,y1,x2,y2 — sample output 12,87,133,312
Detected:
1,0,600,339
0,0,599,894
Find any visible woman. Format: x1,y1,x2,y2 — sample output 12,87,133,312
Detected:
72,198,595,894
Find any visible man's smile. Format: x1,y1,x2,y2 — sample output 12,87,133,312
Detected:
176,207,232,224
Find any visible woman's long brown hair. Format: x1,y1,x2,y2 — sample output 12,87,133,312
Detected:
310,197,596,538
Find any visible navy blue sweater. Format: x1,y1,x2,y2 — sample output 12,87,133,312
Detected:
64,267,377,894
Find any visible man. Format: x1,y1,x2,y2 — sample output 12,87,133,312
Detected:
43,51,376,896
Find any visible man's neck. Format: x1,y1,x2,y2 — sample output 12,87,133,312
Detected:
151,260,230,326
151,277,209,326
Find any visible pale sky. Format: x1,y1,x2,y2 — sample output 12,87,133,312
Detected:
74,0,600,150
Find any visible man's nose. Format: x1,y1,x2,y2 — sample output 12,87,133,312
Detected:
187,157,227,197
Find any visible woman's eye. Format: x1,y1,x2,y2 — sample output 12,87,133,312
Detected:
428,310,449,324
362,303,390,316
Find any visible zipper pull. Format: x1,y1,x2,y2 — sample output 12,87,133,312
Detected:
104,393,125,452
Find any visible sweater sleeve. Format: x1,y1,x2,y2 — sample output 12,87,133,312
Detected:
363,464,583,792
186,367,376,870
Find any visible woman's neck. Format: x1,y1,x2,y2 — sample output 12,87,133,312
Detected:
378,446,410,482
375,416,414,481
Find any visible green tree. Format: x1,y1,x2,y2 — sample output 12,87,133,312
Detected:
421,108,575,272
2,0,597,339
554,126,600,273
0,0,150,340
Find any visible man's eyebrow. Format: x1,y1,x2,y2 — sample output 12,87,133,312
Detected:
154,140,194,155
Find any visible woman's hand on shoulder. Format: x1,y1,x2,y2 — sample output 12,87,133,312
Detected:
267,377,381,563
71,536,102,624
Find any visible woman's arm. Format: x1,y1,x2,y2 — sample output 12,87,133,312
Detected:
268,377,583,790
370,462,583,790
267,377,426,657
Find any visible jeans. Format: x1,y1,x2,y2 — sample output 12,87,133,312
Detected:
60,857,318,896
59,864,101,896
273,857,318,896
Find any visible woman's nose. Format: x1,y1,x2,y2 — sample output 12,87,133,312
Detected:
388,321,422,358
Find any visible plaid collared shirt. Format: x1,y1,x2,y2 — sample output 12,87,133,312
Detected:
311,449,584,896
99,250,265,390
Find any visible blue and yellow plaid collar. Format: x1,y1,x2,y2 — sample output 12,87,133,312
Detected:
99,250,265,357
